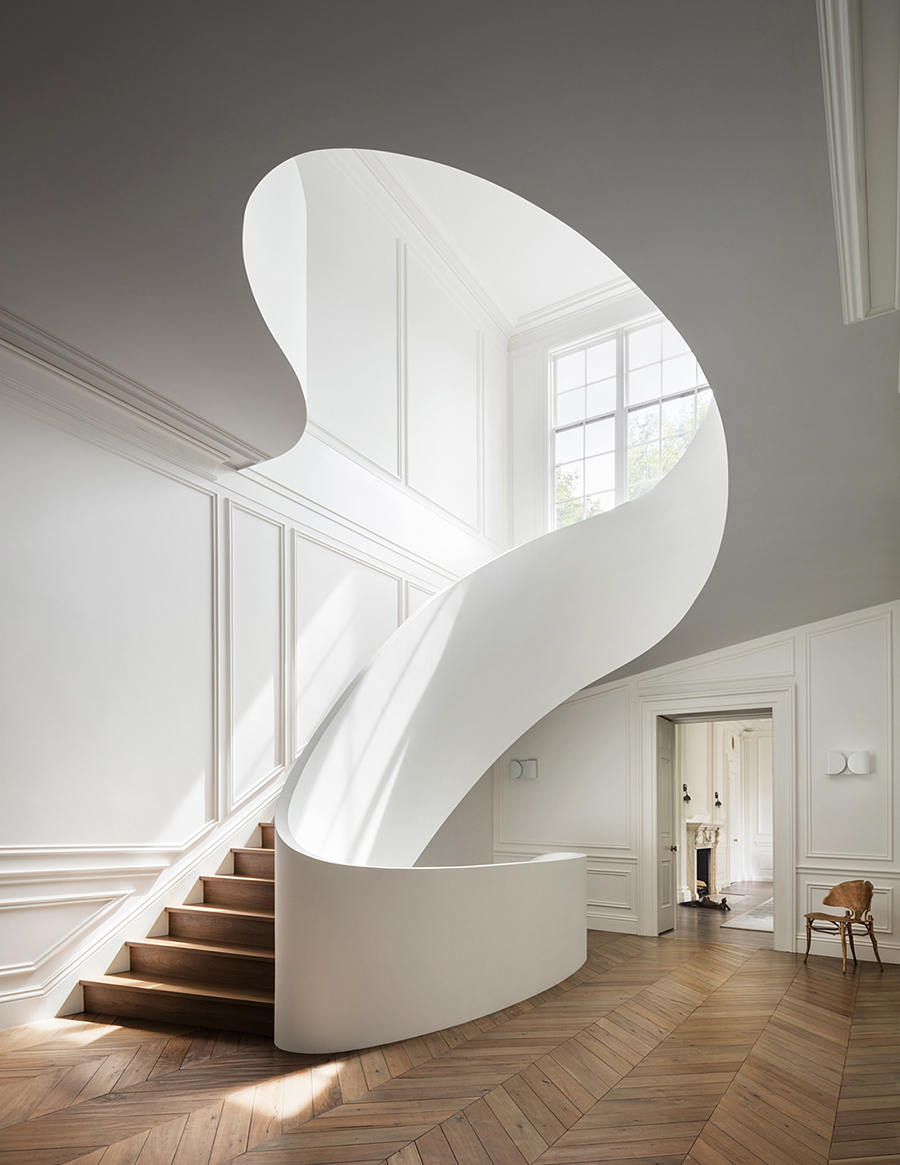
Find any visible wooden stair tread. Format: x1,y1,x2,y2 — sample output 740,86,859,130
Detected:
82,971,274,1005
126,936,274,961
232,847,273,856
166,903,274,920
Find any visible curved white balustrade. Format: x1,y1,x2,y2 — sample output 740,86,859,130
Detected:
275,406,727,1053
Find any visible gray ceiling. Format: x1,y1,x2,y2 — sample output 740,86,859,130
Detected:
3,0,899,673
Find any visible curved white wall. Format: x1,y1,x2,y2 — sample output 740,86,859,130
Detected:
275,404,728,1052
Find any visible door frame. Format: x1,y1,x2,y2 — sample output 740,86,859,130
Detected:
637,685,796,952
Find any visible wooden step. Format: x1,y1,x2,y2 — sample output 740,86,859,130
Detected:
126,937,274,991
81,972,273,1035
201,873,274,912
232,846,274,878
166,903,274,948
260,821,275,849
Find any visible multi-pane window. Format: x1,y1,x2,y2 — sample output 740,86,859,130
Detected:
552,317,711,528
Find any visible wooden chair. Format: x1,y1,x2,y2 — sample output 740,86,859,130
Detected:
804,880,884,973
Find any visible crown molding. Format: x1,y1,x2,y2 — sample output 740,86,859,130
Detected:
361,152,642,347
0,306,272,475
354,151,518,339
817,0,900,327
513,275,637,336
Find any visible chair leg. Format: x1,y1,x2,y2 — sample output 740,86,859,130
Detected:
846,922,857,964
839,923,848,973
804,919,812,964
867,921,884,971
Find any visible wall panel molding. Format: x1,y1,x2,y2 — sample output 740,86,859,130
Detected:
224,502,287,815
0,782,282,1023
0,892,131,980
805,610,893,861
292,531,403,755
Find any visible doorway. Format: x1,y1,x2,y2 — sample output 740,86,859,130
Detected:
657,710,774,947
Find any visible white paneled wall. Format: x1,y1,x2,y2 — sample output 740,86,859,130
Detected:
406,252,480,526
289,151,509,544
293,537,402,748
0,150,512,1027
302,152,400,475
0,403,217,851
807,615,892,860
495,601,900,964
493,685,640,933
228,505,285,809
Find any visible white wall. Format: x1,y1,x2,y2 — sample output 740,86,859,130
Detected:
495,600,900,965
261,151,512,556
0,150,513,1027
494,684,640,933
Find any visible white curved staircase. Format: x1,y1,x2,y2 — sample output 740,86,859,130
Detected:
276,405,728,1053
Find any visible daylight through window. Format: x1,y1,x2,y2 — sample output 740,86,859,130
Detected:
553,317,711,528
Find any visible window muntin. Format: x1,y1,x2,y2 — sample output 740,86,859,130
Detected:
552,317,711,527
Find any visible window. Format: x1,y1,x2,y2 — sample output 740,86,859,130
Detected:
552,317,711,528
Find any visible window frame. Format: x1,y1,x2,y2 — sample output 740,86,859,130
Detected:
549,313,710,529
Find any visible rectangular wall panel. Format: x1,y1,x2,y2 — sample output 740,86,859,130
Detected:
407,582,435,617
587,870,630,908
0,407,216,848
299,152,400,474
482,335,510,546
406,254,479,526
294,537,401,750
229,506,283,807
808,617,891,859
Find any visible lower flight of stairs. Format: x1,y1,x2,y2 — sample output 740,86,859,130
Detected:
81,822,275,1035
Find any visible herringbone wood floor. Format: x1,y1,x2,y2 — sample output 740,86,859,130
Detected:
0,932,895,1165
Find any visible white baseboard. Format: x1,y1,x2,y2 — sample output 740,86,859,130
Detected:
587,910,639,934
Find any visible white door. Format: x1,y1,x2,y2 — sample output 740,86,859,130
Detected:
657,717,676,932
726,749,742,883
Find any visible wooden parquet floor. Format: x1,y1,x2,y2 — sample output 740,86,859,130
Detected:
0,932,895,1165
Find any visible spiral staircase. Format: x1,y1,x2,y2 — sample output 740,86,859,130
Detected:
275,405,727,1052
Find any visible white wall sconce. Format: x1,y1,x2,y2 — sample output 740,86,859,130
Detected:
825,750,871,775
509,759,538,779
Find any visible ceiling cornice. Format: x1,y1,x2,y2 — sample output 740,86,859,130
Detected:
817,0,900,329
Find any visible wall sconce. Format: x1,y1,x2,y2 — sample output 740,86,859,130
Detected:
682,783,691,802
509,759,538,780
825,751,871,775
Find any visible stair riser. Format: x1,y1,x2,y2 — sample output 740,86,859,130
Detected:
260,823,275,849
167,909,273,948
128,945,274,991
202,878,274,912
82,983,273,1036
233,850,274,878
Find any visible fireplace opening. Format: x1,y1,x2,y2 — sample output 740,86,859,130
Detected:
696,847,710,897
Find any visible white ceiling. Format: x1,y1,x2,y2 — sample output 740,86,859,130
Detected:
378,151,628,328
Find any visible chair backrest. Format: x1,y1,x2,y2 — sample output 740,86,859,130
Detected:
822,879,873,918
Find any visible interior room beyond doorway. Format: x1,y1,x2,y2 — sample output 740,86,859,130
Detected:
673,712,774,948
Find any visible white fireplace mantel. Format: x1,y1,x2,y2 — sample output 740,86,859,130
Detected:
686,821,722,899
